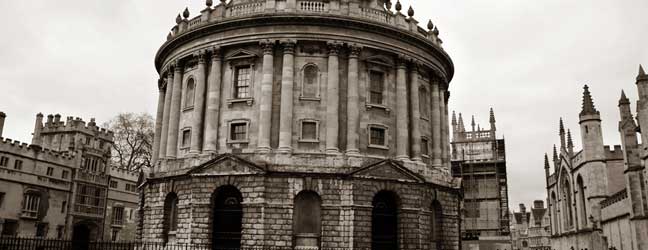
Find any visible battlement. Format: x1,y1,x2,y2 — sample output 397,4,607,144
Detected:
604,145,624,160
109,166,140,181
0,137,77,163
40,114,113,141
165,0,441,49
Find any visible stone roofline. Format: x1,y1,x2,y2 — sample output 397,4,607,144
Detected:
600,188,627,209
0,136,76,160
40,114,113,140
110,165,140,179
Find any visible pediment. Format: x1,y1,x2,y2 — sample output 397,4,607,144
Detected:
188,154,265,176
365,55,394,67
226,49,259,61
348,159,424,183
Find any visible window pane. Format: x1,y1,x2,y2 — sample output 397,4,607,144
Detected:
302,122,317,140
303,65,318,97
422,139,429,155
182,130,191,147
234,66,251,98
370,127,385,146
369,71,384,104
185,79,195,108
230,123,247,141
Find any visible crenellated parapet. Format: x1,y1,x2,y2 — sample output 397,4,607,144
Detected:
0,137,77,164
40,114,113,141
109,166,139,181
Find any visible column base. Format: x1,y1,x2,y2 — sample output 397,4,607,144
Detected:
276,147,292,154
326,148,341,155
395,155,409,161
412,157,422,162
345,149,361,157
255,147,272,154
201,150,217,157
187,150,200,157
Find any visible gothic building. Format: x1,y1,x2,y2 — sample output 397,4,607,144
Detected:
451,109,511,250
0,113,139,241
140,0,461,249
545,67,648,250
510,201,551,250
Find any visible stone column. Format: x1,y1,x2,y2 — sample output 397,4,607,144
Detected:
430,79,442,167
325,42,342,154
190,52,207,155
409,61,422,161
203,48,222,153
278,40,296,153
152,78,165,164
439,87,448,167
257,40,275,153
159,72,174,159
395,56,409,160
346,45,362,156
444,90,451,168
166,62,184,158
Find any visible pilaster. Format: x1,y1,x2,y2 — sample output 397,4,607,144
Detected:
167,62,184,159
159,69,174,161
325,41,342,155
189,52,208,155
203,47,222,154
409,61,422,162
395,55,409,160
257,40,275,153
346,44,362,156
278,40,296,153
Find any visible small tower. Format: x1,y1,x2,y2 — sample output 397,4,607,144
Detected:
634,65,648,145
579,85,605,161
31,113,44,148
471,115,476,132
552,144,559,171
489,108,496,138
0,112,5,138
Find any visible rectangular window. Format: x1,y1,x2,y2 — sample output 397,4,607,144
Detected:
14,160,23,170
1,220,18,236
181,129,191,148
230,123,247,142
112,229,120,242
110,180,117,188
35,222,48,237
62,170,68,179
46,167,54,176
22,193,41,219
0,156,9,167
234,66,251,98
301,121,318,141
61,201,67,213
0,192,4,208
369,127,386,146
369,71,384,104
421,138,429,156
56,225,64,239
112,206,124,225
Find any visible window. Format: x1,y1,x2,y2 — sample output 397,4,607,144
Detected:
212,186,243,249
14,160,23,170
234,66,251,98
35,222,48,237
0,156,8,167
61,201,66,213
22,192,41,219
56,225,64,239
369,71,385,104
62,170,68,179
181,129,191,148
372,191,398,250
1,220,18,236
419,87,429,119
229,122,248,142
112,206,125,225
368,125,387,148
465,202,480,218
125,183,137,192
46,167,54,176
0,192,4,208
112,229,120,242
300,120,318,141
110,180,118,188
421,138,429,156
163,193,179,243
293,191,322,249
184,78,195,108
301,64,319,99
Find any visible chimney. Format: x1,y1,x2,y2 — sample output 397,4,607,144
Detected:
0,112,6,137
31,113,44,147
534,200,545,209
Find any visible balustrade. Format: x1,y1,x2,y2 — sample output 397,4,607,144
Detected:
228,2,265,17
299,1,328,12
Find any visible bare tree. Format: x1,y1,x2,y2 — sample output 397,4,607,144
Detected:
104,113,154,171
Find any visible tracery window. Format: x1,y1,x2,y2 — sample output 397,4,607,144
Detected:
22,192,41,219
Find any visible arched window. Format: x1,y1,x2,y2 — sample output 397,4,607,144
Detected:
372,190,398,250
560,173,573,229
293,191,322,249
163,192,179,243
212,185,243,250
431,200,443,250
419,87,429,119
577,175,587,227
550,191,558,234
185,78,195,108
301,64,320,99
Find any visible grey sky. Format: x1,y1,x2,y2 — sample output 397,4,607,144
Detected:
1,0,647,212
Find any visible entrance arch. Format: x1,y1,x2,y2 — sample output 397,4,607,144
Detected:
72,222,96,250
212,185,243,250
372,190,399,250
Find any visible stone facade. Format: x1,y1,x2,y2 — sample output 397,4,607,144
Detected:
142,0,460,249
545,67,648,250
0,113,138,241
450,109,511,250
511,201,551,250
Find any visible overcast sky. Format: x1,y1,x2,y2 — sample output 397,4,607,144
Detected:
1,0,647,212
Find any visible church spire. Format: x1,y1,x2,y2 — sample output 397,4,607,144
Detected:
619,90,630,106
458,113,465,132
580,85,600,116
489,108,496,130
559,118,566,151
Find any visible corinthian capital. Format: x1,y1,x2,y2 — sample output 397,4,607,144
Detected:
260,40,275,55
211,46,222,61
349,44,362,58
327,41,342,56
397,54,409,68
281,40,296,54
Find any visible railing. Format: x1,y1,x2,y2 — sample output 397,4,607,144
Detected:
299,1,328,13
229,2,265,17
359,8,392,24
188,17,203,29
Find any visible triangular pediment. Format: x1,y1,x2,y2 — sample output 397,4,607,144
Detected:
226,49,259,60
365,55,394,67
348,159,424,182
188,154,265,176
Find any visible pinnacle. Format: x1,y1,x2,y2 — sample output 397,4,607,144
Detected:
619,90,630,105
544,153,550,169
489,108,496,123
567,129,574,148
580,85,600,116
452,111,457,125
640,64,646,76
552,145,558,161
559,118,565,135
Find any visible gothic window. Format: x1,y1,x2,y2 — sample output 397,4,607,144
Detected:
369,70,385,104
181,129,191,148
368,124,388,148
163,192,179,243
300,64,320,99
300,120,319,142
0,156,8,166
234,66,251,99
372,191,398,250
431,200,443,250
14,159,22,170
419,86,430,119
46,167,54,176
22,191,41,219
184,78,195,108
228,120,249,143
212,185,243,249
560,173,574,229
293,191,322,249
577,175,587,227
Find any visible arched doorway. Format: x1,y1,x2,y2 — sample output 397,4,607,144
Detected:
372,190,399,250
71,224,90,250
212,185,243,250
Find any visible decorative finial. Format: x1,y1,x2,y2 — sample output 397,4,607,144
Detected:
580,85,600,116
427,20,434,30
183,7,190,19
432,26,439,36
489,108,495,124
559,118,565,135
395,0,402,12
206,0,213,7
452,111,457,125
407,6,414,17
471,115,476,131
458,113,465,131
175,14,182,24
386,1,392,10
167,32,172,40
552,144,558,161
619,90,630,105
567,129,574,149
544,153,550,169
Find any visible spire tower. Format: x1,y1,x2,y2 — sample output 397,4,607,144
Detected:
559,118,566,151
580,85,600,116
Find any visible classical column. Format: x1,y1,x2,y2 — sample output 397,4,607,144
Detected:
278,40,296,153
444,90,451,168
409,61,422,161
325,42,342,154
152,78,165,164
439,87,448,167
430,79,442,166
166,62,183,158
159,71,174,159
190,52,207,155
395,56,409,160
257,40,275,153
346,45,362,156
203,47,222,153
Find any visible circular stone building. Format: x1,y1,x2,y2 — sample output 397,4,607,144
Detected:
141,0,460,249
